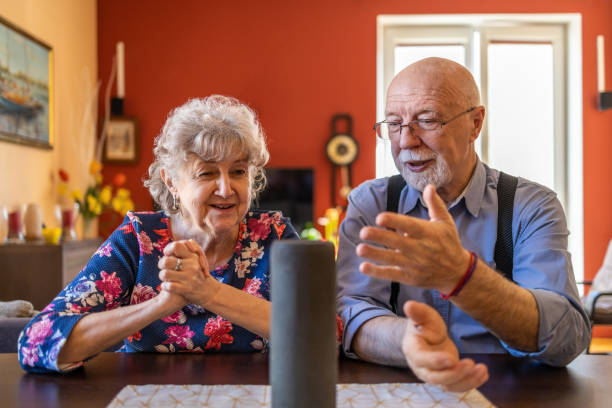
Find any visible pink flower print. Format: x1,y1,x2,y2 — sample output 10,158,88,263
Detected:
137,231,154,255
258,212,273,225
242,278,263,298
247,217,271,241
234,258,251,279
41,303,54,313
162,309,187,324
242,242,264,262
163,325,195,349
21,345,39,366
152,228,171,253
65,302,92,314
214,263,230,276
130,284,157,305
271,211,282,223
25,317,53,347
95,243,113,257
95,271,122,303
204,316,234,351
233,240,243,256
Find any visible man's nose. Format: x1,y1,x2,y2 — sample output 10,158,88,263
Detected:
398,124,422,149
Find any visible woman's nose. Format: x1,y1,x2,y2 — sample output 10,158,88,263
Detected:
215,173,233,197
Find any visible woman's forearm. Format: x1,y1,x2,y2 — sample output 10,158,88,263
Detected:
57,295,181,365
202,284,270,339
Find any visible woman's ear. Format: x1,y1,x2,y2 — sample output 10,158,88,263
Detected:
160,168,176,193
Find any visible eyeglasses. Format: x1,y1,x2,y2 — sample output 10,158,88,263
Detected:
374,106,476,140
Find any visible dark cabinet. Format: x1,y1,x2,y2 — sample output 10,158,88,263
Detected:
0,239,102,310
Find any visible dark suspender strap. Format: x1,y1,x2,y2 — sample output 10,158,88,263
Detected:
494,172,518,281
386,174,406,314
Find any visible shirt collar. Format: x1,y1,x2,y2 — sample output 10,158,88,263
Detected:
399,159,486,217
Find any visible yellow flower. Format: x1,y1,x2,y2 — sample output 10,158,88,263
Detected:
95,173,103,185
89,160,102,175
116,188,131,199
111,197,122,213
57,184,68,196
87,194,100,214
100,186,112,205
122,199,134,214
111,195,134,215
70,189,83,201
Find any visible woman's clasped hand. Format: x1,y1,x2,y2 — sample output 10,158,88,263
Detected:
157,240,221,310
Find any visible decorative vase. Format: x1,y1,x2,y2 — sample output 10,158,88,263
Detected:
24,203,44,242
0,205,7,244
60,205,77,242
6,205,25,244
81,217,99,240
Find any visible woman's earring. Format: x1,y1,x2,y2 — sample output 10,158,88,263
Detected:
172,194,181,211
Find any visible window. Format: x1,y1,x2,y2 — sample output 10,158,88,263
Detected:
377,14,583,282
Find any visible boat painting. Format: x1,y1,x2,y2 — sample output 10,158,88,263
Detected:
0,17,52,149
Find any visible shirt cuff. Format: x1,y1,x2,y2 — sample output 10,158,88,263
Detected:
500,288,590,366
340,298,396,359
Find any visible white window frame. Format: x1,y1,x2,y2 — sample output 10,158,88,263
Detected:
376,14,584,282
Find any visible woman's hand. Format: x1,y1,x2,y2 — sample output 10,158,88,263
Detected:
401,301,489,392
157,240,221,308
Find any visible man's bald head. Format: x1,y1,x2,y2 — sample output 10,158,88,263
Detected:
388,57,480,109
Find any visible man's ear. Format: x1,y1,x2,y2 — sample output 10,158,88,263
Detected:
160,168,176,193
470,106,486,143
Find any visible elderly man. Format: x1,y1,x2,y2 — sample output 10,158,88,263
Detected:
336,57,590,391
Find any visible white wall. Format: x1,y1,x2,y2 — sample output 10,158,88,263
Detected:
0,0,97,228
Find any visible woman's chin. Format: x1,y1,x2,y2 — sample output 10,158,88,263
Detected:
206,217,239,235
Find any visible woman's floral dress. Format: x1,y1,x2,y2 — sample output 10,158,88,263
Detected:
18,210,298,373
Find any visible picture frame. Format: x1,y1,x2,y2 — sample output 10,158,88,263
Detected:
0,16,54,149
103,116,139,163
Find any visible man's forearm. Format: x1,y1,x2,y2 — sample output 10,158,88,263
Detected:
351,316,408,367
452,260,539,351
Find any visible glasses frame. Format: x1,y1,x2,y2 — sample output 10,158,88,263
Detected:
374,106,477,140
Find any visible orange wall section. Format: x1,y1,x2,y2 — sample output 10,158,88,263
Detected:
98,0,612,290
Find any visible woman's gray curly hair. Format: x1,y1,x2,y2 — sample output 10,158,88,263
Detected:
144,95,269,214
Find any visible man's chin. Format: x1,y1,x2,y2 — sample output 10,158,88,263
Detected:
401,169,437,192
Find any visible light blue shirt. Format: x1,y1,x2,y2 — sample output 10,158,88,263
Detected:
336,160,591,366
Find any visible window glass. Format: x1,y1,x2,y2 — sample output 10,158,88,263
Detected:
487,43,555,190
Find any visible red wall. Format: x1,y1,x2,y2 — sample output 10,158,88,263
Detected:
98,0,612,300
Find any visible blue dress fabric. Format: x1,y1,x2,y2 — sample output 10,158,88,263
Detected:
18,210,298,373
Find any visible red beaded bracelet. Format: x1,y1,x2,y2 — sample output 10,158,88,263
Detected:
440,251,478,300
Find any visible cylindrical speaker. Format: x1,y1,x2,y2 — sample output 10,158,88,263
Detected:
270,240,337,408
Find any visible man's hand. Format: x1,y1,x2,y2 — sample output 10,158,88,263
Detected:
402,301,489,392
357,184,471,294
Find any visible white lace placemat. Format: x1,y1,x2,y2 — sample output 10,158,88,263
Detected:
107,383,495,407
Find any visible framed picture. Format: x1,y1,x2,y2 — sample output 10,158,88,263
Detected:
103,116,139,163
0,16,53,149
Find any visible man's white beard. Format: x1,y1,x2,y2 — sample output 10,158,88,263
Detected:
396,149,452,192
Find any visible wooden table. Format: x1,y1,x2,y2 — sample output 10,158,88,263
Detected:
1,352,610,407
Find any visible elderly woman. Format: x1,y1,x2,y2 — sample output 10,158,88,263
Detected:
18,96,298,373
